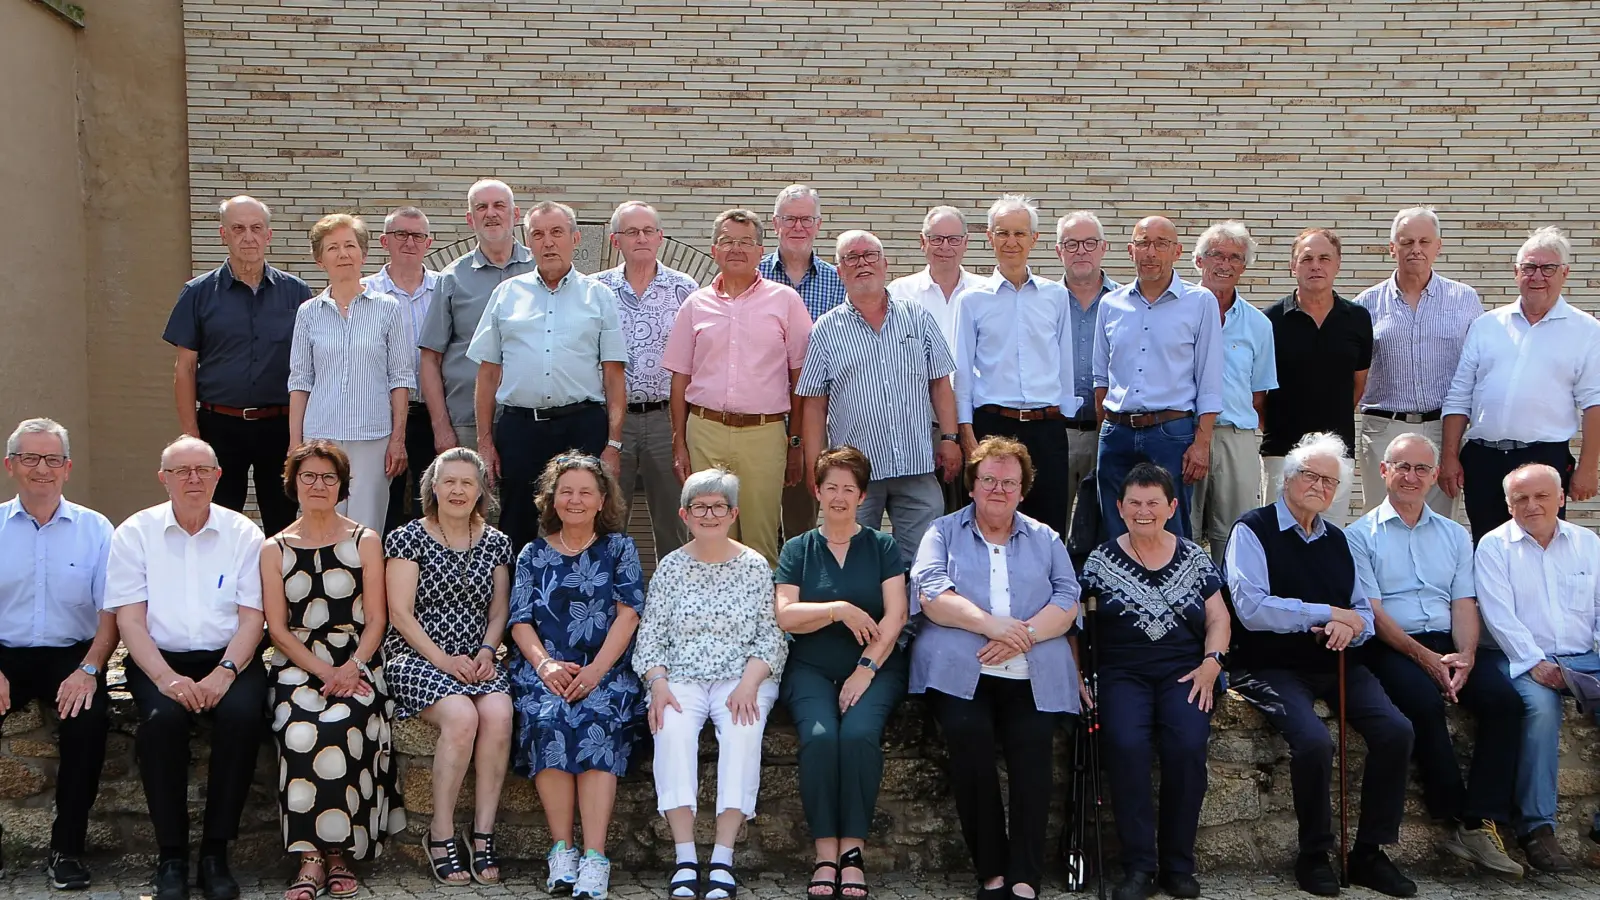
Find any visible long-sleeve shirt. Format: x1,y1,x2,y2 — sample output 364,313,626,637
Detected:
1225,499,1374,643
953,269,1078,422
632,545,787,683
1094,275,1225,416
1346,499,1475,635
1442,296,1600,444
1474,517,1600,678
287,287,415,441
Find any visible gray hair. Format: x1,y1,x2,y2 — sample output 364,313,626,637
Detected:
218,195,271,223
1517,226,1572,266
1503,462,1563,500
466,179,515,209
712,208,764,246
1390,206,1441,242
609,200,662,234
834,229,883,261
680,467,740,510
383,206,430,232
419,447,497,521
1055,210,1105,243
922,206,967,234
160,434,218,468
1382,431,1440,466
987,193,1039,233
773,184,821,217
525,200,578,232
1193,220,1257,267
6,418,70,458
1280,431,1354,502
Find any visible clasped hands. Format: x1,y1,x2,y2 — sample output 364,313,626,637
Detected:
1309,606,1367,652
537,655,606,702
978,614,1033,666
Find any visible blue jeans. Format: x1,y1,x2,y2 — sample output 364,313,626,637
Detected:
1097,416,1196,540
1505,650,1600,836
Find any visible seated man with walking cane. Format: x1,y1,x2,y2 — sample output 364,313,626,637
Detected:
1223,432,1416,898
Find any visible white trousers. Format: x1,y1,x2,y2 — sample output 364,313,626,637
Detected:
651,678,779,818
1356,415,1454,518
1261,455,1355,527
332,436,392,532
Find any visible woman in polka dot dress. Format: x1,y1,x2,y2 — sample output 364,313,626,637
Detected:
262,441,405,900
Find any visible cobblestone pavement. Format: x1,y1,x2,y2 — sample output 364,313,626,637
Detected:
2,862,1599,900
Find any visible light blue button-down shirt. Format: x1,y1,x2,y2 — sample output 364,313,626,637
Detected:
0,497,112,648
1217,294,1278,429
1094,275,1225,415
953,268,1079,422
1347,498,1475,635
1225,499,1374,643
467,267,628,409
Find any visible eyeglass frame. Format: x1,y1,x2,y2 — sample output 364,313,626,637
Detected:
7,452,68,469
162,465,219,481
686,502,734,518
382,230,431,245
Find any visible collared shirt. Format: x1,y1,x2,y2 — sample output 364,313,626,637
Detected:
953,268,1079,422
1261,291,1374,457
1065,274,1121,422
1355,271,1484,414
909,505,1083,713
1224,499,1374,642
594,262,700,403
162,260,314,408
1475,517,1600,678
287,288,415,441
759,251,846,321
1094,275,1224,415
418,243,538,427
1443,297,1600,444
103,503,264,653
887,266,984,352
661,274,812,415
1347,498,1475,635
364,264,441,402
0,497,112,648
1217,294,1278,430
796,297,956,479
466,268,626,410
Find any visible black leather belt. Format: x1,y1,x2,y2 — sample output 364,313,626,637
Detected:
1065,419,1098,431
1363,408,1442,424
502,401,601,422
629,400,669,414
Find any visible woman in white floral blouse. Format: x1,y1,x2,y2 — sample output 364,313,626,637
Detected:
635,467,788,900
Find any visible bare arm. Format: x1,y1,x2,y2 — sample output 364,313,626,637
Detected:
289,390,309,448
419,349,457,451
384,558,452,668
82,611,119,672
802,394,828,491
116,604,179,687
603,360,626,445
174,348,199,435
353,531,389,666
483,562,511,650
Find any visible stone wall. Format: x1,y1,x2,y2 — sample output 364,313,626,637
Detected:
2,685,1596,874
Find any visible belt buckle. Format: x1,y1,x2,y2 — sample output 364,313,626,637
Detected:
533,406,549,422
1129,413,1151,428
240,407,261,421
1402,413,1423,424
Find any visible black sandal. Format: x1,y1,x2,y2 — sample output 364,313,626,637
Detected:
425,834,469,887
464,830,501,885
669,860,702,899
839,848,868,899
705,861,738,900
808,860,839,899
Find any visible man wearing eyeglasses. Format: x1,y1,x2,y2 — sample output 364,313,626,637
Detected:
0,419,116,891
1354,208,1484,521
1442,226,1600,542
1093,216,1224,540
595,201,698,561
364,206,441,535
1055,211,1120,520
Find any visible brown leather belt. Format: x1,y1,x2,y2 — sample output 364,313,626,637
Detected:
689,404,786,428
1103,409,1191,428
977,404,1063,422
198,402,289,421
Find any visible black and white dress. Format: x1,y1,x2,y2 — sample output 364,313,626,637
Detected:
382,519,514,717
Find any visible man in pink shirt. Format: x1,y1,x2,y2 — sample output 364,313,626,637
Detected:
664,208,812,566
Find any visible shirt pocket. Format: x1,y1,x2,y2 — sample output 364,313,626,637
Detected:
49,560,96,609
1561,570,1598,614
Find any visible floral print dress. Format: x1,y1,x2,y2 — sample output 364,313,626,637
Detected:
507,532,648,777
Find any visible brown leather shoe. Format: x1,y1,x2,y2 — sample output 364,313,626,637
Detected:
1521,825,1575,874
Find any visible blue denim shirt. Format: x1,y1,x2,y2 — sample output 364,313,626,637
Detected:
909,505,1082,713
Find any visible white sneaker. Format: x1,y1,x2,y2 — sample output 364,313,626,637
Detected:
547,841,581,894
574,851,612,900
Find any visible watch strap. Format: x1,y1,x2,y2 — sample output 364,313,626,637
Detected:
857,656,880,673
219,658,239,673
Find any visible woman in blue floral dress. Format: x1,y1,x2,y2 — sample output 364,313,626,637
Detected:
508,453,646,900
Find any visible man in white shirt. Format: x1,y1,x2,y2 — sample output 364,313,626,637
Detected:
1441,226,1600,541
105,436,267,900
1474,462,1598,874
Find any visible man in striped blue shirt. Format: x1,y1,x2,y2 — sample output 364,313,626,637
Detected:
798,231,960,565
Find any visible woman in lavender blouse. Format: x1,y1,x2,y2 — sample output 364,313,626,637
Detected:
909,436,1081,900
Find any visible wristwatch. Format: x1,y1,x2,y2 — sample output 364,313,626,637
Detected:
939,433,960,443
218,659,239,675
78,663,99,677
857,656,880,673
606,439,624,451
1205,651,1228,668
1026,625,1038,639
789,434,803,449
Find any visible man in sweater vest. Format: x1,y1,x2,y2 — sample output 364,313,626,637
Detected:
1223,432,1416,898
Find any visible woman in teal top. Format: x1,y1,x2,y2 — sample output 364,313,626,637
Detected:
775,446,909,900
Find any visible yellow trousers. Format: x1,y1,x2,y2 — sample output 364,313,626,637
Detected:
686,416,787,567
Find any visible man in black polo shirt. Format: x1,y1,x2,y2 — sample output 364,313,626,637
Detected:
163,195,311,535
1261,228,1372,524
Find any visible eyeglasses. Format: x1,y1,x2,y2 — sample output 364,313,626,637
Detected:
1057,239,1104,253
613,227,661,239
163,465,218,481
297,471,341,487
1201,250,1247,265
989,229,1034,242
383,230,430,244
1297,471,1341,491
687,502,733,518
775,215,821,228
839,251,883,267
976,474,1022,494
1132,239,1179,253
1518,263,1563,277
1385,462,1436,478
714,237,760,250
8,453,67,468
924,233,967,246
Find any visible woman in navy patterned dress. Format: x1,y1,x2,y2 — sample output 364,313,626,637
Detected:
509,453,647,900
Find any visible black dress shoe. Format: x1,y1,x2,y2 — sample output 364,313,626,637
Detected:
1347,848,1416,898
153,859,188,900
1294,851,1341,897
1111,870,1157,900
1158,871,1201,899
197,855,240,900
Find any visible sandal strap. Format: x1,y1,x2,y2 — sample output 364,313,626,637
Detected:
812,859,840,874
427,835,469,875
839,848,865,869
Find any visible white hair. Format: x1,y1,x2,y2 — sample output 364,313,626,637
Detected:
524,200,578,231
383,206,429,232
1280,432,1354,503
609,200,661,234
419,447,497,520
160,435,218,468
218,195,270,223
773,184,821,217
1193,220,1257,267
681,467,740,509
922,206,967,233
987,193,1039,232
1055,210,1105,243
1390,206,1441,242
1503,463,1563,500
6,418,70,458
466,178,515,209
1382,431,1440,466
1517,226,1572,265
834,229,883,261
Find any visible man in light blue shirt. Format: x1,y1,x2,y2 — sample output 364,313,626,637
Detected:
467,200,627,553
0,418,116,890
1056,210,1120,517
1094,216,1224,539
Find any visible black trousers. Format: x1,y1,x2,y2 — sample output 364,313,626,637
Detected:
971,408,1071,537
385,401,438,536
197,408,297,535
1363,639,1520,825
125,649,268,851
1230,665,1413,853
0,643,108,854
1460,439,1572,543
929,678,1069,891
495,403,608,556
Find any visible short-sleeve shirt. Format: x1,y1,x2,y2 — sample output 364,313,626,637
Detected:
1261,292,1374,457
594,263,700,403
417,244,538,427
759,251,846,321
1078,537,1223,671
777,527,905,672
660,274,812,415
162,261,313,408
466,268,627,410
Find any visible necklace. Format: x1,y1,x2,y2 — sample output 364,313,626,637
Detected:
1126,534,1167,572
435,520,477,599
824,524,860,545
556,530,597,555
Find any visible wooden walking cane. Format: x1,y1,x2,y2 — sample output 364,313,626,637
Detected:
1337,649,1350,888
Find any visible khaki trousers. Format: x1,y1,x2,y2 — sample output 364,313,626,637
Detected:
1357,415,1454,518
1189,425,1262,567
686,415,787,566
